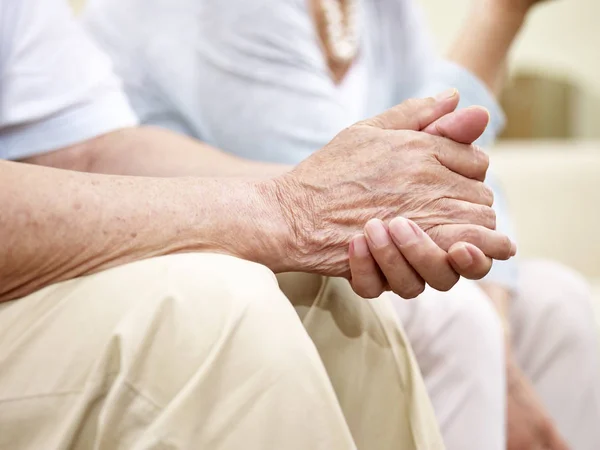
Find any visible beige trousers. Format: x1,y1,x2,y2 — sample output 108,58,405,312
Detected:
0,253,443,450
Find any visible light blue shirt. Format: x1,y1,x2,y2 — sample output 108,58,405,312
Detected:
84,0,517,290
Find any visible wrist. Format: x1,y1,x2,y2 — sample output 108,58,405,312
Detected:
182,177,295,272
261,174,323,274
241,178,300,272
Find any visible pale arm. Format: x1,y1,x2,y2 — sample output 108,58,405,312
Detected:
447,1,549,95
0,160,288,302
22,126,291,179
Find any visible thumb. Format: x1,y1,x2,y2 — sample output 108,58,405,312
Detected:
422,106,490,144
360,88,460,131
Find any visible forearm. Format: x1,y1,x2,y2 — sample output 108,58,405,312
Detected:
447,7,526,95
22,126,292,179
0,160,289,302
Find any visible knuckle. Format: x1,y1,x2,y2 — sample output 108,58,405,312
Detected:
499,235,513,259
352,265,375,278
354,283,383,299
396,281,425,299
480,205,497,229
488,233,512,260
474,146,490,171
433,275,460,292
458,227,479,244
378,248,400,268
355,116,382,129
340,124,369,143
481,183,495,206
425,225,446,249
403,97,422,110
399,133,437,161
475,264,493,279
397,129,423,148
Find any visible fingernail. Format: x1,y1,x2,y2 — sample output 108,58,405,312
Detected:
452,243,474,268
365,219,389,248
389,217,420,246
352,235,370,257
435,88,457,101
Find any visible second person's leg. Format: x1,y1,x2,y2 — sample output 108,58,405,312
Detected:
392,279,506,450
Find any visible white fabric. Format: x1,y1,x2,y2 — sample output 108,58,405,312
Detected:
394,280,507,450
396,261,600,450
0,0,137,160
510,260,600,450
336,55,368,124
82,0,504,161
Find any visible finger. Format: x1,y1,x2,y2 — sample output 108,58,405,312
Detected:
388,217,459,292
430,136,490,181
359,89,460,131
364,219,425,299
438,174,494,206
349,234,386,299
422,106,491,144
429,224,517,260
416,199,497,230
448,242,493,280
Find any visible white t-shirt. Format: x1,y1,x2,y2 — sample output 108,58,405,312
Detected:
0,0,137,160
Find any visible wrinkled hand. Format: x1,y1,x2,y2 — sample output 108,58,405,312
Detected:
349,105,497,298
273,90,515,278
507,361,570,450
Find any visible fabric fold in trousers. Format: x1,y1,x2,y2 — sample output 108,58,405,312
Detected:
0,253,443,450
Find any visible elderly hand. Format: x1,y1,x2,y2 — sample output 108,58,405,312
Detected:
272,90,515,286
348,105,497,299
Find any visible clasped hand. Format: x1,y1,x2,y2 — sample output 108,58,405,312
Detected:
275,90,516,299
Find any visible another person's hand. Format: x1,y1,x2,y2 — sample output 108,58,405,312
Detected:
348,105,497,298
271,90,515,280
349,219,492,298
507,360,570,450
